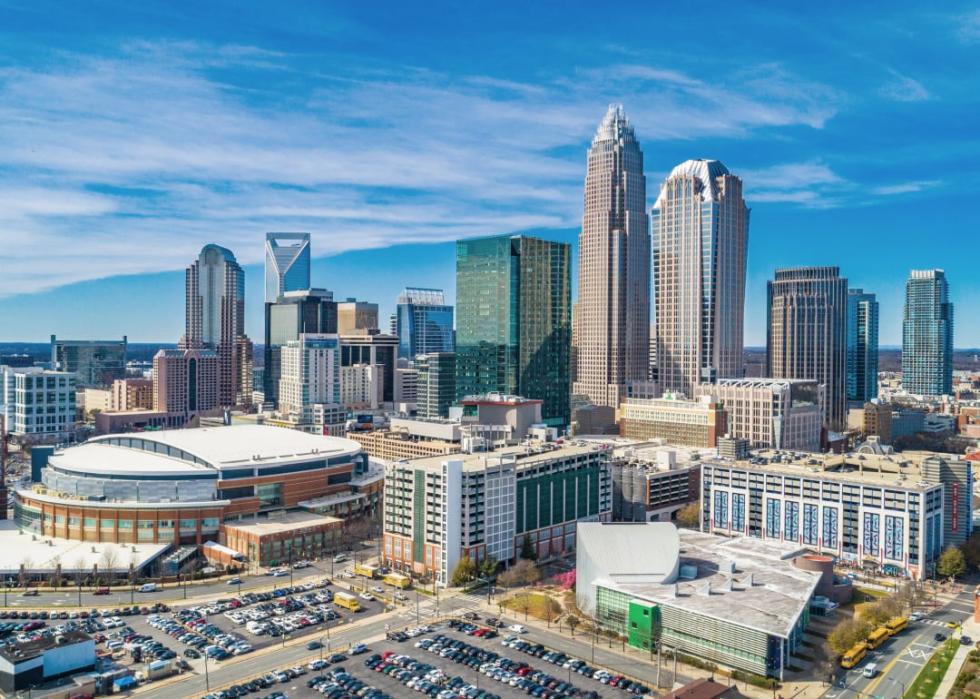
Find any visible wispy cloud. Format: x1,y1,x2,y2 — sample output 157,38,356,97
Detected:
0,42,844,297
878,69,931,102
872,180,940,195
956,9,980,43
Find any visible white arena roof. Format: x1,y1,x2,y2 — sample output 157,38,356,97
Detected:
49,442,214,478
0,522,168,574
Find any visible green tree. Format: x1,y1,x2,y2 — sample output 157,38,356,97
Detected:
937,546,967,581
520,534,537,561
961,533,980,570
827,617,873,657
676,503,701,529
480,555,499,579
450,557,477,586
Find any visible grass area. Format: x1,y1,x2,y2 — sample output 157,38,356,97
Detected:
500,592,561,622
854,587,890,602
904,638,959,698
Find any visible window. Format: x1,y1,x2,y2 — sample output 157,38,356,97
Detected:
803,504,818,545
84,517,97,529
118,519,133,530
784,501,799,541
68,516,80,527
257,483,283,509
885,516,904,560
180,519,197,530
201,518,219,531
863,513,880,557
822,507,839,549
732,493,745,531
713,491,728,527
766,499,780,538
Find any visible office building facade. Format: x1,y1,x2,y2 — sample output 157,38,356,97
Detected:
695,379,823,452
766,267,848,431
652,159,748,396
337,300,380,335
383,442,611,585
846,289,879,404
416,352,456,419
183,244,252,408
902,269,954,396
152,348,219,417
108,378,153,412
340,333,398,405
618,394,726,448
395,288,454,359
278,334,342,431
50,335,127,389
263,289,338,406
574,105,650,413
264,232,311,303
455,234,571,428
0,367,76,441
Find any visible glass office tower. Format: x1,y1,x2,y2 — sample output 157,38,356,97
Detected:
455,234,571,428
264,232,311,303
902,270,953,396
395,288,454,359
846,289,879,403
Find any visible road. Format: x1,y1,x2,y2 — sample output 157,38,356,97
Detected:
824,586,975,699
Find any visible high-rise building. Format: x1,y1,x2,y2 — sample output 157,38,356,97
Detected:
151,348,219,417
455,234,571,428
902,269,954,396
263,289,338,406
395,288,454,359
278,334,342,432
337,299,380,335
846,289,879,404
183,244,251,408
0,366,76,441
50,336,128,389
415,352,456,419
766,267,848,431
573,104,650,413
340,332,398,405
652,160,748,396
264,232,311,303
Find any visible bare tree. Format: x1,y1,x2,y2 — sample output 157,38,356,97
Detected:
100,547,120,582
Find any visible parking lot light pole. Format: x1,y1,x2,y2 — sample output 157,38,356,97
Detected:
204,650,210,691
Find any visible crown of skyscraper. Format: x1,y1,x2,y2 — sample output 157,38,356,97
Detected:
654,159,733,209
592,103,635,145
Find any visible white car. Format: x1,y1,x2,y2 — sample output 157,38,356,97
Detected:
910,612,924,621
359,592,375,601
508,624,527,634
372,585,384,593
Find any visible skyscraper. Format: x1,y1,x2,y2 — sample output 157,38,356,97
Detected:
573,105,650,413
846,289,879,403
455,234,571,427
50,335,128,388
263,289,338,406
652,159,749,396
766,267,848,431
264,232,311,303
416,352,456,419
183,244,252,408
395,288,454,359
902,269,954,396
278,333,342,432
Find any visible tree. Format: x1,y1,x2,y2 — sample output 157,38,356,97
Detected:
937,546,967,581
451,557,477,586
827,617,873,657
676,503,701,529
520,534,537,561
895,581,920,615
566,615,580,637
480,555,499,580
512,592,533,622
961,534,980,570
100,547,120,580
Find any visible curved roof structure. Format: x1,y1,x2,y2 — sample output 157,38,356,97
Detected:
578,521,680,585
74,425,363,474
592,103,636,145
653,158,731,209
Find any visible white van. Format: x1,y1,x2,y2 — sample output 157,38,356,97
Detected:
138,583,157,593
862,663,878,678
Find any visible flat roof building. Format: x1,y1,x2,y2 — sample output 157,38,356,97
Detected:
0,630,96,695
576,522,820,680
619,393,726,448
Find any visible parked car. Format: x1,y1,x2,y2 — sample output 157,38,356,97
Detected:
508,624,527,633
962,636,974,646
94,587,110,596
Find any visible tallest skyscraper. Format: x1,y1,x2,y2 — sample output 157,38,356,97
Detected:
572,104,650,413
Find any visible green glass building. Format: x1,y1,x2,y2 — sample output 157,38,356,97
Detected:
455,235,571,428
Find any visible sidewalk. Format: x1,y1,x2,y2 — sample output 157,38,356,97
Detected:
934,615,980,698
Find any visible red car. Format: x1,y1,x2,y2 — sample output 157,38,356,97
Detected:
94,587,110,595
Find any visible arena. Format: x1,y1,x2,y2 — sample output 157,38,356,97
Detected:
14,425,383,551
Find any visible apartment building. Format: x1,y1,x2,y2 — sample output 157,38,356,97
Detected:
383,441,611,585
0,366,76,442
618,393,726,448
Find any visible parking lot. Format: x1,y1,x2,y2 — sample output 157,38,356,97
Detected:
204,620,652,699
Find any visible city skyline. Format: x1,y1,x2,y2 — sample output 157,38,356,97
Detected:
2,2,979,346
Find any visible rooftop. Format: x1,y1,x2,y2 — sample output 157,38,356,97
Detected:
0,629,92,664
49,441,214,477
400,441,606,473
579,523,820,639
654,159,731,208
222,511,342,536
0,521,168,573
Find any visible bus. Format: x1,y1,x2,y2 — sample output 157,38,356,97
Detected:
334,592,361,612
840,642,868,669
886,616,909,635
383,573,411,589
353,563,379,579
867,627,890,649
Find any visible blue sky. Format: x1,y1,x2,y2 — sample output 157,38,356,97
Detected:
1,1,978,346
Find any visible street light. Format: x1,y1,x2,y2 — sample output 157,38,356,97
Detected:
203,650,210,692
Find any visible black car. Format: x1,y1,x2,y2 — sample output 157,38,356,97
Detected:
935,632,947,642
307,640,323,650
962,636,974,645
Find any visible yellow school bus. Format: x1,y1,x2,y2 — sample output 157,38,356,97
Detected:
353,563,379,579
383,573,411,589
333,591,361,612
886,616,908,635
840,642,868,669
867,627,890,649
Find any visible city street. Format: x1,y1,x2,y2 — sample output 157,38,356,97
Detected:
824,586,976,699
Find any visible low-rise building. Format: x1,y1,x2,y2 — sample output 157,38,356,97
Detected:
695,379,823,452
576,522,820,680
0,630,96,695
0,366,76,442
221,511,344,567
383,440,611,585
604,443,703,522
618,393,726,448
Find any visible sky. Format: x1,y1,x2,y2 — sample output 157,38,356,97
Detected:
1,1,978,346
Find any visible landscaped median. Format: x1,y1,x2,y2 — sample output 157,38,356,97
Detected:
904,638,958,698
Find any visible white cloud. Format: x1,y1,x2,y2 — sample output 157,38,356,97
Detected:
871,180,940,195
878,69,931,102
956,10,980,43
0,42,843,297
